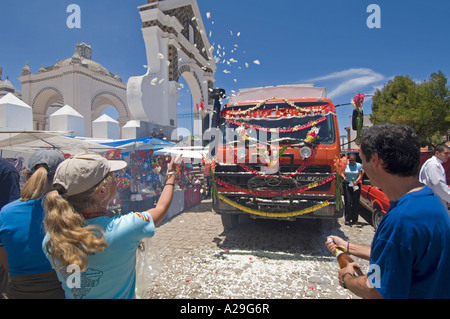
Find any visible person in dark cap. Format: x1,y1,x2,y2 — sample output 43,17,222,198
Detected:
0,150,65,299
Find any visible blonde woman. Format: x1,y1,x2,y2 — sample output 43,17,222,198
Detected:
0,150,65,299
42,153,180,299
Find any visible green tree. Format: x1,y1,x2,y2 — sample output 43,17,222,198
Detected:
371,71,450,146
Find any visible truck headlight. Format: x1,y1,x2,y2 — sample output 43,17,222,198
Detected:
300,146,312,159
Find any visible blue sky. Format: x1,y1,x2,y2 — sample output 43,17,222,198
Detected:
0,0,449,137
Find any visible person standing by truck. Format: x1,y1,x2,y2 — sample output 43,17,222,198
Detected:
341,153,363,225
419,143,450,210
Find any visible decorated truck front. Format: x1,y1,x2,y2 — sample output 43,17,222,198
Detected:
210,85,343,229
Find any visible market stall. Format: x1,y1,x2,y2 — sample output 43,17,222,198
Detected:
103,138,204,217
0,131,205,219
184,186,201,209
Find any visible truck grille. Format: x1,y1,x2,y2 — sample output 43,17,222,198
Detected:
214,163,332,194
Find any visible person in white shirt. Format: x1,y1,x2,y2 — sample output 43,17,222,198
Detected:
419,143,450,209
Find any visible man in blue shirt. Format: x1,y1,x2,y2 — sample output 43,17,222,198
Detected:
326,123,450,298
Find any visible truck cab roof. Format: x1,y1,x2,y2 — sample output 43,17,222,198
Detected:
227,84,327,105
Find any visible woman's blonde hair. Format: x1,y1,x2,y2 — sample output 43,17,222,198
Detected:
43,174,113,271
20,166,50,201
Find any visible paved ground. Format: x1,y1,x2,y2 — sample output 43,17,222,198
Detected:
143,198,375,299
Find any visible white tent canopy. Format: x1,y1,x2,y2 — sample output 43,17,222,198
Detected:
0,129,119,155
153,146,208,159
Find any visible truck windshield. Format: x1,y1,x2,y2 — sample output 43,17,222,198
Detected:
220,101,336,145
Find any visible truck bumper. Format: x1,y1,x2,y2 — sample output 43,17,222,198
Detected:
213,194,343,220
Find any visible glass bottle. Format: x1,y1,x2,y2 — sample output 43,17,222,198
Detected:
327,238,364,276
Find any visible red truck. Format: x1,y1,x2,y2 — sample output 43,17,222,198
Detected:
209,85,343,229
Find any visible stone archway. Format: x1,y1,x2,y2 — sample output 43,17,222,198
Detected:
91,91,129,128
126,0,216,139
31,87,64,130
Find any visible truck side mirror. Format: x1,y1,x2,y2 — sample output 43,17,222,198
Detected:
352,109,363,130
209,88,226,129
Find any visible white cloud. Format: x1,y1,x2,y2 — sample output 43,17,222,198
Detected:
304,68,385,99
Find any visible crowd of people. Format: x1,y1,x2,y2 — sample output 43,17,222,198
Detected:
0,122,449,299
0,149,181,299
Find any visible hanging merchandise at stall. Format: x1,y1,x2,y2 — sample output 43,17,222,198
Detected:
106,147,200,216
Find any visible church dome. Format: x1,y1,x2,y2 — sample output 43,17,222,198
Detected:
40,42,122,82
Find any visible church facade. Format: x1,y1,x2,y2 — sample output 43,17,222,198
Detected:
2,0,216,140
18,42,129,137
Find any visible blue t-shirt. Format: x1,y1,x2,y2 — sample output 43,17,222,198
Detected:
344,162,362,184
0,197,54,276
370,186,450,299
43,211,155,299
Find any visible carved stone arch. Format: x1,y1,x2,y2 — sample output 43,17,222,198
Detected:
32,87,64,113
126,0,217,139
178,64,204,102
91,91,129,127
31,87,64,130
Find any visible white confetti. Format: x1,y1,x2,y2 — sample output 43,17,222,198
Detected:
206,12,211,19
223,70,231,74
229,58,238,63
253,60,261,65
151,78,158,85
157,53,164,59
